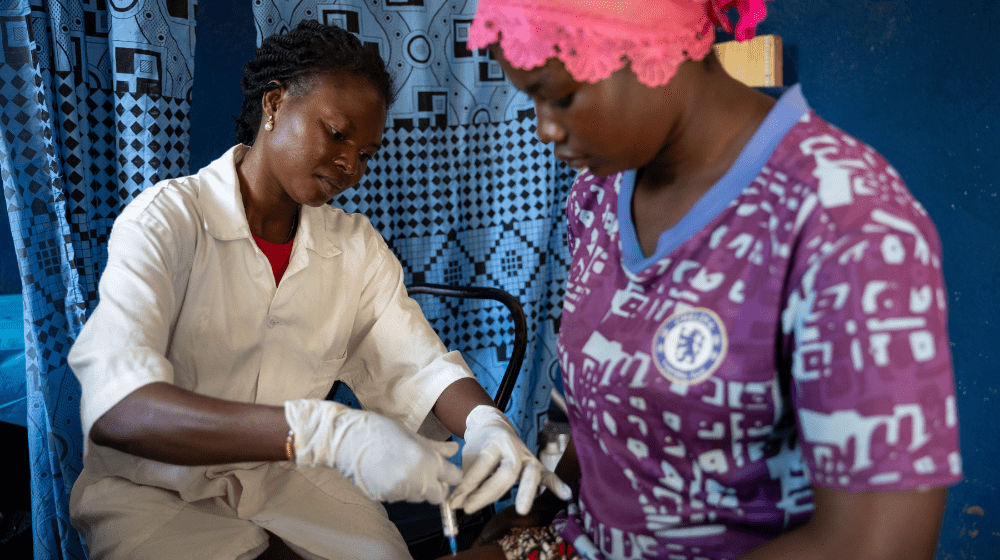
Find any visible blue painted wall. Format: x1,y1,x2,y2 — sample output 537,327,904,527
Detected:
192,1,998,558
187,0,256,172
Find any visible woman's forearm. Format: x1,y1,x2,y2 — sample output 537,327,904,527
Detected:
90,381,290,465
431,376,497,437
734,486,948,560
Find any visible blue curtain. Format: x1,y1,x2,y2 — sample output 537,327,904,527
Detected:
0,0,195,557
253,0,575,482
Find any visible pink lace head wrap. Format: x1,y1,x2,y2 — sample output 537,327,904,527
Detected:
467,0,768,88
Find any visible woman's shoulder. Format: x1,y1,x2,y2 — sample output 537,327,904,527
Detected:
310,204,393,261
761,114,944,281
314,204,380,237
768,112,931,237
771,111,896,190
118,146,247,230
118,174,202,226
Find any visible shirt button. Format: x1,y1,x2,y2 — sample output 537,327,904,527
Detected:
266,317,278,328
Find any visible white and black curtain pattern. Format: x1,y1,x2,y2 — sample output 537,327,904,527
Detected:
0,0,195,557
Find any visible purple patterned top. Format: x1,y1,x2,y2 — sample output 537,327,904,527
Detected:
554,86,962,560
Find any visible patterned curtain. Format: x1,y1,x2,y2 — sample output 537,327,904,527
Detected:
253,0,574,480
0,0,195,557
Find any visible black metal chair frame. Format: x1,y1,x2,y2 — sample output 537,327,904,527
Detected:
326,283,529,558
404,283,527,412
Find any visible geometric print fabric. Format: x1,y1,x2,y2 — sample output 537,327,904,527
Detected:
0,1,195,558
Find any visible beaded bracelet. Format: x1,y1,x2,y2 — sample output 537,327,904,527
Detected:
285,429,295,462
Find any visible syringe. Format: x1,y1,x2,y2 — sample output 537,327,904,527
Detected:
440,500,459,555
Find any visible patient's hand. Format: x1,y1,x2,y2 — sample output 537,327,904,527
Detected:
473,489,567,547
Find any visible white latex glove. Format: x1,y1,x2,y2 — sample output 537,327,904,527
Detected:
285,399,462,504
449,405,573,515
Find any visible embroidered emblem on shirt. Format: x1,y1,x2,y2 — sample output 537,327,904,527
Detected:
652,307,728,384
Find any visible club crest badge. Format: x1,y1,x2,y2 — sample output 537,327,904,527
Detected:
652,307,727,385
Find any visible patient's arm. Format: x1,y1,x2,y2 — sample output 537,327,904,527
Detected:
91,381,289,465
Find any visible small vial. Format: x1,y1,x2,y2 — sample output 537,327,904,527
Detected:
539,441,562,472
557,433,570,453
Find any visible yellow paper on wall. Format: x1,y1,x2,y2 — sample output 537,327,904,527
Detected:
713,34,783,87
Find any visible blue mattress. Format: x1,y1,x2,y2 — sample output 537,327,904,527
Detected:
0,293,26,427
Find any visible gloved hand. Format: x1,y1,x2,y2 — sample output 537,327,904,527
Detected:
284,399,462,504
448,405,573,515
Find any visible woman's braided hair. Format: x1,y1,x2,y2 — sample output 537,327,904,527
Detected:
234,19,396,146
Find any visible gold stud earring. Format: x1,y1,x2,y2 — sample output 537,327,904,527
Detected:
264,115,274,131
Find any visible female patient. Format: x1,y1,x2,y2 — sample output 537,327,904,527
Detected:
68,20,568,560
445,1,963,559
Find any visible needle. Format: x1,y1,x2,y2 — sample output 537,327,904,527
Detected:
440,500,459,555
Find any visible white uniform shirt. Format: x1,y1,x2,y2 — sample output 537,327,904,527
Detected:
67,145,472,559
